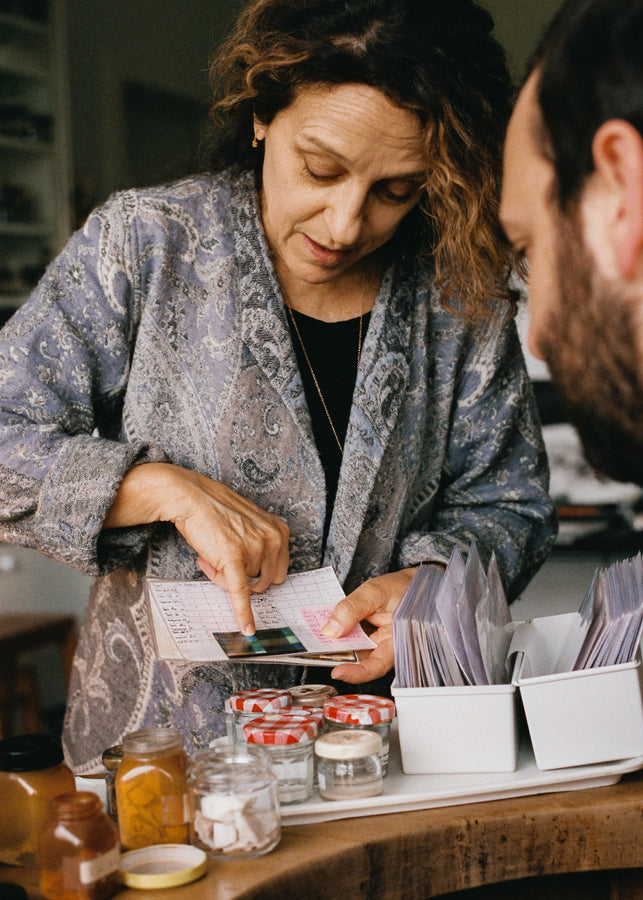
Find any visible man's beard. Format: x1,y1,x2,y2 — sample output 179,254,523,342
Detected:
538,213,643,486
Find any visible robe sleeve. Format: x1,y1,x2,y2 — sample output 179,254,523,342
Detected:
0,192,166,575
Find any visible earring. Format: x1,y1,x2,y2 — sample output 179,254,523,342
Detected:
252,135,258,149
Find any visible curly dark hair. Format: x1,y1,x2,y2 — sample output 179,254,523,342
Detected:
202,0,515,321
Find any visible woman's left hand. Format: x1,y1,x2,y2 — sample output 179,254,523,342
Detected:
322,568,418,683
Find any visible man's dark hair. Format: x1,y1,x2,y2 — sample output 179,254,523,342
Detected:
530,0,643,209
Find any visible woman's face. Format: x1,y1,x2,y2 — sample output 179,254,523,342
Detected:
255,82,425,301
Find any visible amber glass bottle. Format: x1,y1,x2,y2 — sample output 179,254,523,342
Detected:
0,733,76,867
39,791,120,900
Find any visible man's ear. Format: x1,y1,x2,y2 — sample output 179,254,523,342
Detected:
592,120,643,279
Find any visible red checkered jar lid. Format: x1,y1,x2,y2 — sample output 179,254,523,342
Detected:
227,688,291,713
322,694,395,725
243,714,319,745
279,706,324,727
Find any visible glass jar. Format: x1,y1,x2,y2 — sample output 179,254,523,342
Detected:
115,728,189,851
323,694,395,775
39,791,120,900
0,733,76,867
288,683,337,708
225,689,291,743
243,714,318,804
187,743,280,860
278,707,325,784
101,744,123,826
315,730,383,801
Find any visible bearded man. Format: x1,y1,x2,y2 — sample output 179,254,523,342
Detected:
500,0,643,486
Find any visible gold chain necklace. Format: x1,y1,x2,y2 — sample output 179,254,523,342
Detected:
287,304,363,455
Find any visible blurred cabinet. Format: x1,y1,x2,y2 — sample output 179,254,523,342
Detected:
0,0,71,317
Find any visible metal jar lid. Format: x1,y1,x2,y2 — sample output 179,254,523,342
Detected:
120,844,207,889
289,683,338,706
0,733,64,771
101,743,124,771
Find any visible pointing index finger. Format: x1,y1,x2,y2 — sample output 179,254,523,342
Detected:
198,556,256,636
224,563,256,635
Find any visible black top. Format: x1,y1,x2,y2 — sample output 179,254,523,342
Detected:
287,308,371,546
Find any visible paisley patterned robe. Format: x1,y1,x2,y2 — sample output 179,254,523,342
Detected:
0,170,556,772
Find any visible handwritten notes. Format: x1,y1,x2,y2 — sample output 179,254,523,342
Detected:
146,567,376,664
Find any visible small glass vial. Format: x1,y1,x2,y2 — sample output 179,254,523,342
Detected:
39,791,120,900
101,744,123,826
288,683,337,708
0,733,76,867
187,743,281,860
323,694,395,775
115,728,189,851
315,731,383,801
243,714,318,804
225,689,291,743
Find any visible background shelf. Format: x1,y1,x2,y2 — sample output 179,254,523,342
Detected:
0,0,71,311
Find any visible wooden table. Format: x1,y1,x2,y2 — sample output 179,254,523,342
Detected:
0,613,77,737
3,768,643,899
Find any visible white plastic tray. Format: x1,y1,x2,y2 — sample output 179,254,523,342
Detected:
281,721,643,826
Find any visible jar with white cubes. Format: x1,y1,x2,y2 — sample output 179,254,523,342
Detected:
187,744,281,860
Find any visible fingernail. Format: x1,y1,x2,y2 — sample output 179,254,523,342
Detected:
243,624,255,637
322,618,341,637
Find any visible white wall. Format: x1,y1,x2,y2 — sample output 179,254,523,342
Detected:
0,543,90,621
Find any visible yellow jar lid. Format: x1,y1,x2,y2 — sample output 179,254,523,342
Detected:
120,844,207,889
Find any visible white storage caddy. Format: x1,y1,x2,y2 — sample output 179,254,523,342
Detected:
392,612,643,775
391,679,519,773
511,612,643,770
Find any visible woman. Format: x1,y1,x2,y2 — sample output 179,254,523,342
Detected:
0,0,556,772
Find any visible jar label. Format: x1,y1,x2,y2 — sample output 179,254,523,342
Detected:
79,846,120,884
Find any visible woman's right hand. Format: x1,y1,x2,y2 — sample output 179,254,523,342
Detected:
104,462,290,635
